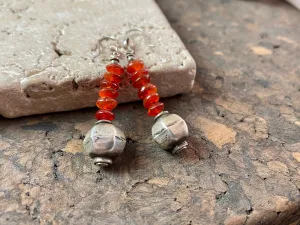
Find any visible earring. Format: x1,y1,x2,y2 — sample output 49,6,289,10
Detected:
83,37,126,167
123,29,189,154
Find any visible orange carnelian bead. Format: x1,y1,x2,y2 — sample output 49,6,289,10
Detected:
99,88,118,99
132,74,150,88
95,109,115,121
104,72,122,83
127,59,144,74
130,68,149,82
143,93,160,109
148,102,164,117
96,98,118,110
138,83,157,99
100,80,119,91
106,63,125,75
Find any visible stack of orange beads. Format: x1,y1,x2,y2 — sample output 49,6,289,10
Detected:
95,63,125,121
127,59,164,117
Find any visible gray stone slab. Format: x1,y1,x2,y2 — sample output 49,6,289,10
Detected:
0,0,196,118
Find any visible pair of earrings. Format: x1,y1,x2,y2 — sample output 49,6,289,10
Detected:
83,29,189,167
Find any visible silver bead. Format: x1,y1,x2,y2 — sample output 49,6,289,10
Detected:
83,120,126,167
151,111,189,154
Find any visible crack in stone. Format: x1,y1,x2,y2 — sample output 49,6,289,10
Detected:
131,178,149,188
125,179,150,194
35,54,43,68
71,79,79,91
51,23,71,58
50,151,64,181
246,207,253,215
215,191,227,201
52,42,64,57
243,216,249,225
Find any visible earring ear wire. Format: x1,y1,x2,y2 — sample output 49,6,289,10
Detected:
123,29,155,52
93,36,122,63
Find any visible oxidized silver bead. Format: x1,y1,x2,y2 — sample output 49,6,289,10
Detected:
151,111,189,154
83,120,126,167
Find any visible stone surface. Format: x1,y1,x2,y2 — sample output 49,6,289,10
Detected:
0,0,196,118
1,0,300,224
287,0,300,9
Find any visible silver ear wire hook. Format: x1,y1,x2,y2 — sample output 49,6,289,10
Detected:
93,36,121,63
123,28,155,48
122,28,155,61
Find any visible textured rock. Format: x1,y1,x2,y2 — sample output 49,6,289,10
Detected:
1,0,300,225
0,0,196,118
192,116,237,149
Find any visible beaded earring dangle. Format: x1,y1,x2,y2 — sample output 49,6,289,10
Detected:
83,37,127,167
123,29,189,154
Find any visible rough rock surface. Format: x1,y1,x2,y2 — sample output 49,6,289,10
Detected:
0,0,196,118
0,0,300,224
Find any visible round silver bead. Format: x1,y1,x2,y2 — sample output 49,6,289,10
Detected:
151,112,189,153
83,121,126,166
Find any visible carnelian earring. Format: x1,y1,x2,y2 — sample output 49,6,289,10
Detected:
83,37,126,167
123,29,189,154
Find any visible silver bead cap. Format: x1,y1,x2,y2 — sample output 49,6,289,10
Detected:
95,120,112,125
93,157,113,167
110,58,120,64
172,141,188,154
154,111,169,121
